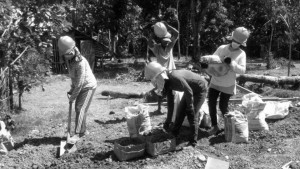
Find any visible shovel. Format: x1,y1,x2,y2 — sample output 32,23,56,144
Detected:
58,96,77,157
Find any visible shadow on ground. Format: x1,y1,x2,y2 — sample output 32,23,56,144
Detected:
14,137,62,150
94,118,126,125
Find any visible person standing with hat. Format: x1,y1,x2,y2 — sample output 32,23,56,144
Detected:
144,61,208,147
58,36,97,142
207,27,250,135
147,21,179,113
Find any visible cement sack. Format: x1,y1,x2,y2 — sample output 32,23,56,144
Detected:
0,121,15,154
172,91,211,128
262,101,291,120
224,111,249,143
242,93,269,131
125,104,152,137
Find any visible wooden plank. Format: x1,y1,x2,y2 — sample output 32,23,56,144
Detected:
145,97,300,106
205,157,229,169
229,97,300,103
236,84,262,97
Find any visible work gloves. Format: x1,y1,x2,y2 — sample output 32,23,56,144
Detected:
224,57,238,70
224,57,231,64
200,61,209,69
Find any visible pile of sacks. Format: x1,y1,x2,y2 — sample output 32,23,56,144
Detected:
225,93,292,143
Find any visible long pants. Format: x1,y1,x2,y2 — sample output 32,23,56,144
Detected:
172,91,206,143
74,88,96,134
208,88,231,126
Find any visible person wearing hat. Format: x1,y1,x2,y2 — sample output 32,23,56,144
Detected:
147,21,179,113
144,61,208,147
207,27,250,135
58,35,97,142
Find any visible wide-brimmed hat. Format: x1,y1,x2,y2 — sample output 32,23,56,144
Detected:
153,22,171,39
226,27,250,47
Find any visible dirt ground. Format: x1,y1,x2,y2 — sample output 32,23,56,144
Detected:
1,62,300,169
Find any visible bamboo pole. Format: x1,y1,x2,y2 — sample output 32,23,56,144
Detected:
0,46,29,77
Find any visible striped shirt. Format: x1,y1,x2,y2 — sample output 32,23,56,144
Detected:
68,56,97,102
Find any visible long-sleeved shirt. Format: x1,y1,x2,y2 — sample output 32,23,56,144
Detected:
210,44,246,95
68,56,97,102
164,70,208,115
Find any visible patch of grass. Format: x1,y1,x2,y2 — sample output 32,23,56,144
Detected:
12,114,36,137
247,63,300,76
264,88,300,98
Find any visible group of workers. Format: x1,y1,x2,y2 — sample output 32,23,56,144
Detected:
57,21,250,147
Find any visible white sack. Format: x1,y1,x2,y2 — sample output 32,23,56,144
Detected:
125,104,152,137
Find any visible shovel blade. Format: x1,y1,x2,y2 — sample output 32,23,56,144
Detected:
65,143,77,153
59,141,67,157
58,141,77,157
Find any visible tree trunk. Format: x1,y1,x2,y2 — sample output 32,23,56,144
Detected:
266,26,276,69
237,74,300,87
19,92,22,109
101,90,145,99
176,0,181,60
190,0,198,62
190,0,212,62
72,0,77,28
8,68,13,112
288,34,292,76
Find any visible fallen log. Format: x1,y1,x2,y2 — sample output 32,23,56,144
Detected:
101,90,145,99
145,97,300,106
237,74,300,87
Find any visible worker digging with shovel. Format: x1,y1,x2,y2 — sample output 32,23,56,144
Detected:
57,36,97,154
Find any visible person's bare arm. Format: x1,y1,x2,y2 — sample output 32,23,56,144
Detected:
163,21,179,40
147,33,155,49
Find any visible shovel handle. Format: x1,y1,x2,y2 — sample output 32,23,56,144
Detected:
67,102,72,134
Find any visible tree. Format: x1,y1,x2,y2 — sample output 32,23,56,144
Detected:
275,0,300,76
0,0,71,110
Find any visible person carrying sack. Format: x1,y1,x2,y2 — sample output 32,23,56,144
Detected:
207,27,250,136
147,21,179,113
144,61,208,147
58,36,97,142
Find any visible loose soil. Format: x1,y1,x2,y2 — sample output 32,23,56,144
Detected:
1,61,300,169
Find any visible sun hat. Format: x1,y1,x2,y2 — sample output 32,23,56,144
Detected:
153,22,171,39
226,27,250,47
144,61,168,81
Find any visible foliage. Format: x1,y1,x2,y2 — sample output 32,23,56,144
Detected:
0,0,71,109
199,1,233,55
